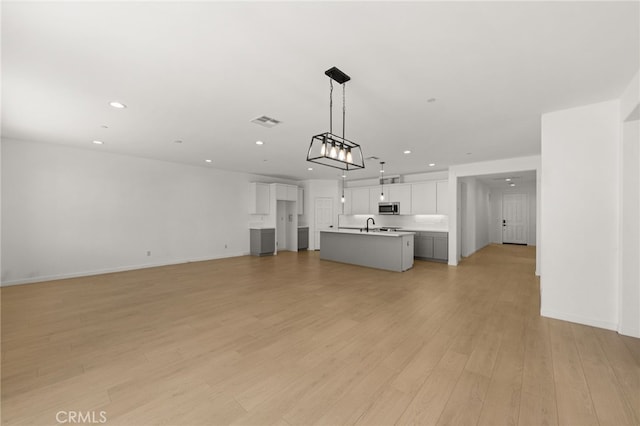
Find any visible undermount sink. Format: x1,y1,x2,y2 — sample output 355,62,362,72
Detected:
360,227,381,232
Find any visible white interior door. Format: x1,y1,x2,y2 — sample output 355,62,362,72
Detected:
502,193,527,244
314,197,333,250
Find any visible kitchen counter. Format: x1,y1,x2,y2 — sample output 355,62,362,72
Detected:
402,227,448,233
339,226,448,233
320,230,414,272
326,229,415,237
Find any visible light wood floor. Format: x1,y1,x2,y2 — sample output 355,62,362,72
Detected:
2,245,639,425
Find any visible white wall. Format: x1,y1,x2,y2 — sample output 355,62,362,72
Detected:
460,178,491,257
489,182,537,246
620,119,640,337
0,138,290,285
618,69,640,337
540,100,620,330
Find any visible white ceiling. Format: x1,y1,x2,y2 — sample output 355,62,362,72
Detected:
475,170,536,189
2,1,638,181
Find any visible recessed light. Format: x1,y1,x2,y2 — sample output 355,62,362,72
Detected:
256,141,264,145
466,152,472,155
403,150,411,154
205,159,212,163
174,140,183,144
109,101,127,109
428,163,436,167
307,167,313,171
100,125,109,129
427,98,437,103
509,183,516,187
505,178,511,182
92,140,104,145
342,173,346,178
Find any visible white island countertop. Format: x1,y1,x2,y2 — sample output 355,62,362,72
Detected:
324,229,415,237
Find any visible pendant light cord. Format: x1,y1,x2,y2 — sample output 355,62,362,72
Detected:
329,79,333,134
342,83,346,139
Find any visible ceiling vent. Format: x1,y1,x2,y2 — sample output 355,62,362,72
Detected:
251,115,281,128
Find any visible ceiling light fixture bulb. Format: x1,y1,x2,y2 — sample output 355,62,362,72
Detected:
308,167,313,171
109,101,126,109
505,178,511,181
329,142,338,159
341,195,345,203
346,148,353,164
380,193,385,201
338,145,346,161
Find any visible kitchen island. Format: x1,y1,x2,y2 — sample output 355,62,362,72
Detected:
320,229,414,272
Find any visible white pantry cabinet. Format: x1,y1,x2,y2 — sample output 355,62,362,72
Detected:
249,182,270,214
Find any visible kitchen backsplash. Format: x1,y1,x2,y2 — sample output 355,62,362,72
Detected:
338,214,449,231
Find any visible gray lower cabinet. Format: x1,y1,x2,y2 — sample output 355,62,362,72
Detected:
414,231,448,262
250,228,275,256
298,227,309,250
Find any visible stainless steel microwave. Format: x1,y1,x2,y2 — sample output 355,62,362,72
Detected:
379,202,400,215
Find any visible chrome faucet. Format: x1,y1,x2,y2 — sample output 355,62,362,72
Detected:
366,217,376,232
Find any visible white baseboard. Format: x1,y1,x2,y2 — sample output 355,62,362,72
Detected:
618,325,640,339
541,309,618,331
0,251,250,287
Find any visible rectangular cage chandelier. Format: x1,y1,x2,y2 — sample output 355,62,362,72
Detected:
307,67,365,171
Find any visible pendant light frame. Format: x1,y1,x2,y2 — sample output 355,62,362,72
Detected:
379,161,385,201
307,67,365,171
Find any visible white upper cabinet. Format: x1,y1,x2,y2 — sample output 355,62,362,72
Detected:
274,184,298,201
286,185,297,202
388,184,412,214
351,187,370,214
411,181,437,214
341,179,449,216
436,180,449,215
370,186,382,213
249,182,270,214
